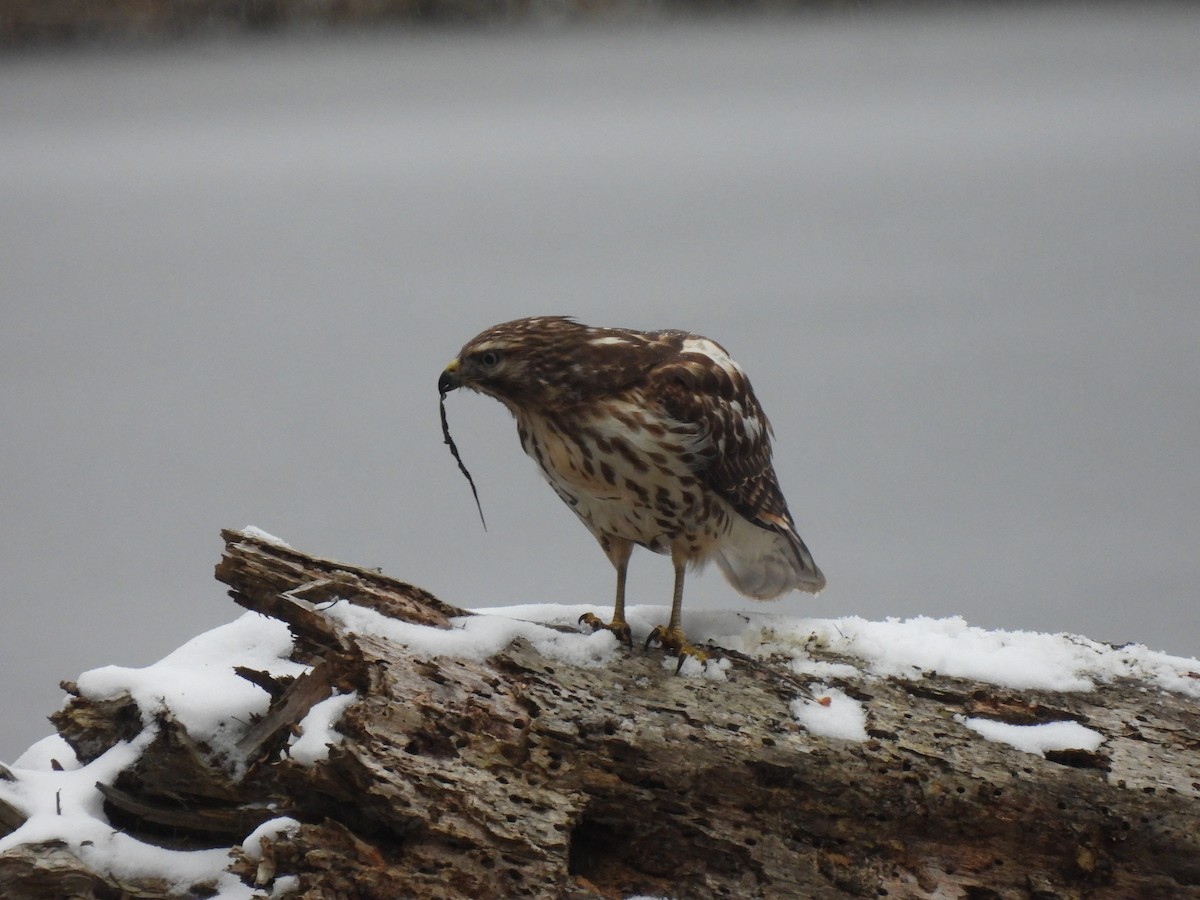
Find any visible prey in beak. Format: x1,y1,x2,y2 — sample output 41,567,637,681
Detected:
438,357,486,530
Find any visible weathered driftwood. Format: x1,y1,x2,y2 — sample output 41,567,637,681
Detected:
4,528,1200,899
0,841,180,900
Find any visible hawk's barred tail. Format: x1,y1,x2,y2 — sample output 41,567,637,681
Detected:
780,526,826,594
712,513,825,600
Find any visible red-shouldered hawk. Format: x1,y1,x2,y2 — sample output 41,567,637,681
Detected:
438,316,825,664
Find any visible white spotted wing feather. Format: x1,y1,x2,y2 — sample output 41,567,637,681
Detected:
652,336,825,598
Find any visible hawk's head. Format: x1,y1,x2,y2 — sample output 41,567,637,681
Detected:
439,316,672,413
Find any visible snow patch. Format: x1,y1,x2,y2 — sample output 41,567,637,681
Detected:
12,733,79,771
789,657,861,681
268,875,301,897
289,692,358,765
242,525,293,547
75,612,305,763
0,730,153,854
327,601,624,669
0,728,255,897
671,653,731,681
482,604,1200,701
791,686,869,742
240,816,302,860
0,612,313,898
748,614,1200,697
957,716,1105,756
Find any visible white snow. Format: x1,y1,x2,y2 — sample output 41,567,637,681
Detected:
474,605,1200,738
743,613,1200,697
957,715,1105,756
791,687,869,742
288,692,358,765
241,526,293,548
12,733,79,771
0,611,312,898
324,600,625,669
237,818,303,898
2,587,1198,895
672,653,731,681
478,605,1200,699
788,658,862,681
240,816,302,860
75,612,306,763
268,876,301,897
0,727,257,898
1,730,153,852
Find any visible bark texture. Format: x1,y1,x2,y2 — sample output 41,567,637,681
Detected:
2,528,1199,899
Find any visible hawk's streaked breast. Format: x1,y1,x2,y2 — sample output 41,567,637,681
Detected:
440,316,824,608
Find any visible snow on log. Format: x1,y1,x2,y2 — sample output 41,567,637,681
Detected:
0,528,1199,898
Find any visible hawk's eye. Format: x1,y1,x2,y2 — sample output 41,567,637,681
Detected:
478,350,502,369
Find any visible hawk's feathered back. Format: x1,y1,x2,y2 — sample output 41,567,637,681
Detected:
440,316,824,600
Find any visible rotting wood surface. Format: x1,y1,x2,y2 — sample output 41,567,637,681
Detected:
3,529,1198,899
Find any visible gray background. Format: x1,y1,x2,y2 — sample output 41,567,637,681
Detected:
3,5,1198,759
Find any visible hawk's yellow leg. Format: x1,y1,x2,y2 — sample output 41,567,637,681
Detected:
645,547,708,672
579,538,633,647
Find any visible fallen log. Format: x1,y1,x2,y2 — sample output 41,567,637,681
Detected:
0,528,1197,898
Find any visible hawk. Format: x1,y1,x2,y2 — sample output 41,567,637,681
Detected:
438,316,825,663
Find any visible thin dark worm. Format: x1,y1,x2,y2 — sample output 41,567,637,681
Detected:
439,389,487,531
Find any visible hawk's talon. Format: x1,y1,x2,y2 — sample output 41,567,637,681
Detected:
645,625,708,673
579,613,632,648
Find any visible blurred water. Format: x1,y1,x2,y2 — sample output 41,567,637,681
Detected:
2,6,1198,758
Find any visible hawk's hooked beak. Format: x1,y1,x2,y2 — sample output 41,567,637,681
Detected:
438,358,461,394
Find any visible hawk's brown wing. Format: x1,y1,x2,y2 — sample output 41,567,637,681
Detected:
647,342,791,530
647,339,825,592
